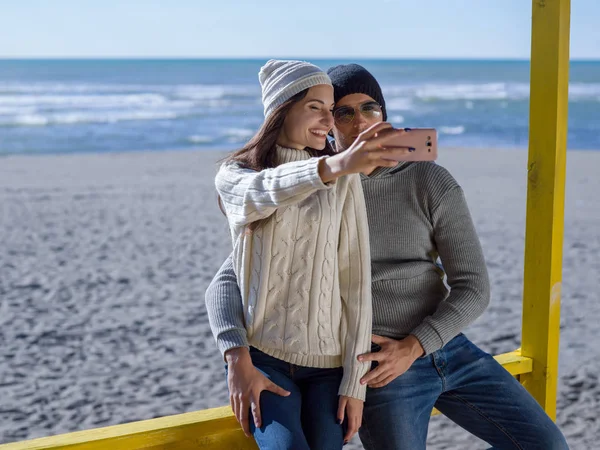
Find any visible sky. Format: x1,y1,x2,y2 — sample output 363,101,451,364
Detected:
1,0,598,59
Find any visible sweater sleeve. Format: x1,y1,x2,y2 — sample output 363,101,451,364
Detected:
410,186,490,355
204,254,249,358
215,157,333,227
337,175,373,401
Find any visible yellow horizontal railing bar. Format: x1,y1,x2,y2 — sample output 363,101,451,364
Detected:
0,350,532,450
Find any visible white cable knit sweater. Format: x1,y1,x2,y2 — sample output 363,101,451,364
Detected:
215,146,372,400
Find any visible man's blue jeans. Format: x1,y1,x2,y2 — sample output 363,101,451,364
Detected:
359,334,569,450
241,347,345,450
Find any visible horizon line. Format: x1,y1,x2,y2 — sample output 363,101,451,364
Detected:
1,56,599,62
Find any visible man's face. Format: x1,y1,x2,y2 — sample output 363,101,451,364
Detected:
332,93,383,151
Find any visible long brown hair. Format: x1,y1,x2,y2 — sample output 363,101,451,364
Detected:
219,88,336,232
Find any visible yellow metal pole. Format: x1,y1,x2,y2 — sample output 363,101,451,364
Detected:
521,0,571,420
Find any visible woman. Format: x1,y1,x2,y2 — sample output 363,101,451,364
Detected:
214,59,410,449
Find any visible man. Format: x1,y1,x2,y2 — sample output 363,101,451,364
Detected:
205,64,568,450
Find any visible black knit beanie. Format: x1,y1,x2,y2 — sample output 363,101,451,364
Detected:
327,64,387,121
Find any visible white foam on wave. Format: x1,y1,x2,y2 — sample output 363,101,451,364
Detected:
188,135,214,144
440,126,466,135
0,82,257,97
3,81,598,107
384,82,600,102
417,83,516,101
0,93,169,108
0,110,180,126
0,85,248,127
174,84,257,101
569,83,600,99
0,84,251,126
0,82,153,94
386,98,413,111
224,128,254,143
4,114,49,126
0,105,36,115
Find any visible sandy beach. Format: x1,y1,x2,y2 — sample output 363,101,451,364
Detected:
1,147,598,449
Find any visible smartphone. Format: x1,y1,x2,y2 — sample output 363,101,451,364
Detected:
386,128,438,161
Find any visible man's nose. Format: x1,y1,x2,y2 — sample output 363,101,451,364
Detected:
354,111,368,133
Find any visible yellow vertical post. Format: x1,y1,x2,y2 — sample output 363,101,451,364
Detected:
521,0,571,420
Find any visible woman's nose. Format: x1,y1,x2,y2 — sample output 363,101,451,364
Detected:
322,110,334,128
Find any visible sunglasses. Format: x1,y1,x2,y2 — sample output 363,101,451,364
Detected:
333,101,383,124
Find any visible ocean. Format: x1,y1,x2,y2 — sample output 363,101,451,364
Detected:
0,59,599,156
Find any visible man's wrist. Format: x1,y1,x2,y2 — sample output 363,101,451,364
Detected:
406,335,425,359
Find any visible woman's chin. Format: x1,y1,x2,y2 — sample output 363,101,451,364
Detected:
309,138,328,150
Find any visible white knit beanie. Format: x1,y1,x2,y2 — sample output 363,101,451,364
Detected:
259,59,332,118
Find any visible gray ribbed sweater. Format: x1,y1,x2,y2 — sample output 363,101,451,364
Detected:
206,161,490,356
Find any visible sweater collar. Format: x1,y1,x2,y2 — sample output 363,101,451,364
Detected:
275,145,312,164
361,161,410,179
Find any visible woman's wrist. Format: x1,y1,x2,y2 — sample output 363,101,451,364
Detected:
318,154,347,183
225,347,251,366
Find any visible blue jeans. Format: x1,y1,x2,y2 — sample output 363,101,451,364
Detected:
237,347,345,450
359,334,569,450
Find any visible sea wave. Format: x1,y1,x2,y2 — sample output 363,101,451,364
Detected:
384,82,600,102
0,110,183,126
440,125,466,135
